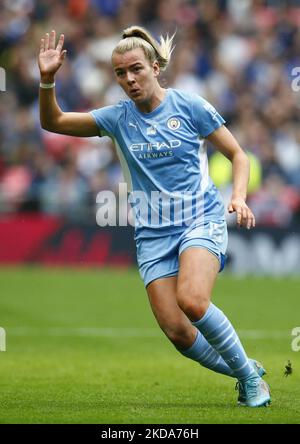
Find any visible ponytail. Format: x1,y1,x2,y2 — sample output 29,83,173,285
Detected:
113,25,175,72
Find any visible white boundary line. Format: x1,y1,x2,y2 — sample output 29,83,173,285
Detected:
6,327,290,340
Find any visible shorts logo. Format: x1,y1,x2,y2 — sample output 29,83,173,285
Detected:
167,117,181,130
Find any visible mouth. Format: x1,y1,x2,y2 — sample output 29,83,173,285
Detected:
130,88,140,96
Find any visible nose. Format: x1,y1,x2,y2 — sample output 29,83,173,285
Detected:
126,72,136,85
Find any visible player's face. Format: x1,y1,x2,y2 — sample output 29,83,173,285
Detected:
112,48,160,104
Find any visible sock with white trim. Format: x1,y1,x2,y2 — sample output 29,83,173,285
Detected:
192,303,256,381
179,330,235,377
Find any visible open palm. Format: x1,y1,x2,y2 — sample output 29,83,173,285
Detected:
38,30,66,77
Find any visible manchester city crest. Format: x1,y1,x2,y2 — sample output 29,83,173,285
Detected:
167,117,181,130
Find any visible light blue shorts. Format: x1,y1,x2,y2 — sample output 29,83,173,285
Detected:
136,220,228,288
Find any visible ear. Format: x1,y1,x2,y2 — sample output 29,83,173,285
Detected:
152,60,160,78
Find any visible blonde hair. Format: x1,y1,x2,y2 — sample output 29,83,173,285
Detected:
112,26,175,72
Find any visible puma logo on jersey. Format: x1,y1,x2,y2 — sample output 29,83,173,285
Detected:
129,122,138,131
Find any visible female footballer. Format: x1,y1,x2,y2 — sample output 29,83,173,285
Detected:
38,27,271,407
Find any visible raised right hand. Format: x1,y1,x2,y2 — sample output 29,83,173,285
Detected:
38,30,67,81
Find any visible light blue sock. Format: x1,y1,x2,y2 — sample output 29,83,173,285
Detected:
179,330,235,377
192,303,257,382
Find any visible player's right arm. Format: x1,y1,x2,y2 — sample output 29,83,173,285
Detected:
39,30,99,137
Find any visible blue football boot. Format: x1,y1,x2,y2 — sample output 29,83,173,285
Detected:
236,359,268,406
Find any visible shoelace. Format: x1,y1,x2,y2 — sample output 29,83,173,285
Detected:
244,378,259,399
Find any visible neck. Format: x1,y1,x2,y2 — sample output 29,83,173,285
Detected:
135,87,167,113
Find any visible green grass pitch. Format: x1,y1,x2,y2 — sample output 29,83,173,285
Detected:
0,267,299,424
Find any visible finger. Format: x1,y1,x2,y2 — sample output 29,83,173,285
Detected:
49,30,56,50
246,211,255,229
249,213,256,229
59,49,67,61
241,207,248,226
40,38,45,53
56,34,64,53
236,209,242,226
44,32,49,51
245,213,251,229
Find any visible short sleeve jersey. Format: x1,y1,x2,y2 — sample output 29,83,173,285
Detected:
90,88,226,239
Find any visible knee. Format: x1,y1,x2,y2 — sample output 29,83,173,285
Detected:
177,282,210,321
160,323,194,349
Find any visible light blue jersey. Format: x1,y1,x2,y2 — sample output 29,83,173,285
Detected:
90,88,226,241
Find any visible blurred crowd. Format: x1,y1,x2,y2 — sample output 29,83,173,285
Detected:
0,0,300,227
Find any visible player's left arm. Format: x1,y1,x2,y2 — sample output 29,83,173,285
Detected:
206,125,255,230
